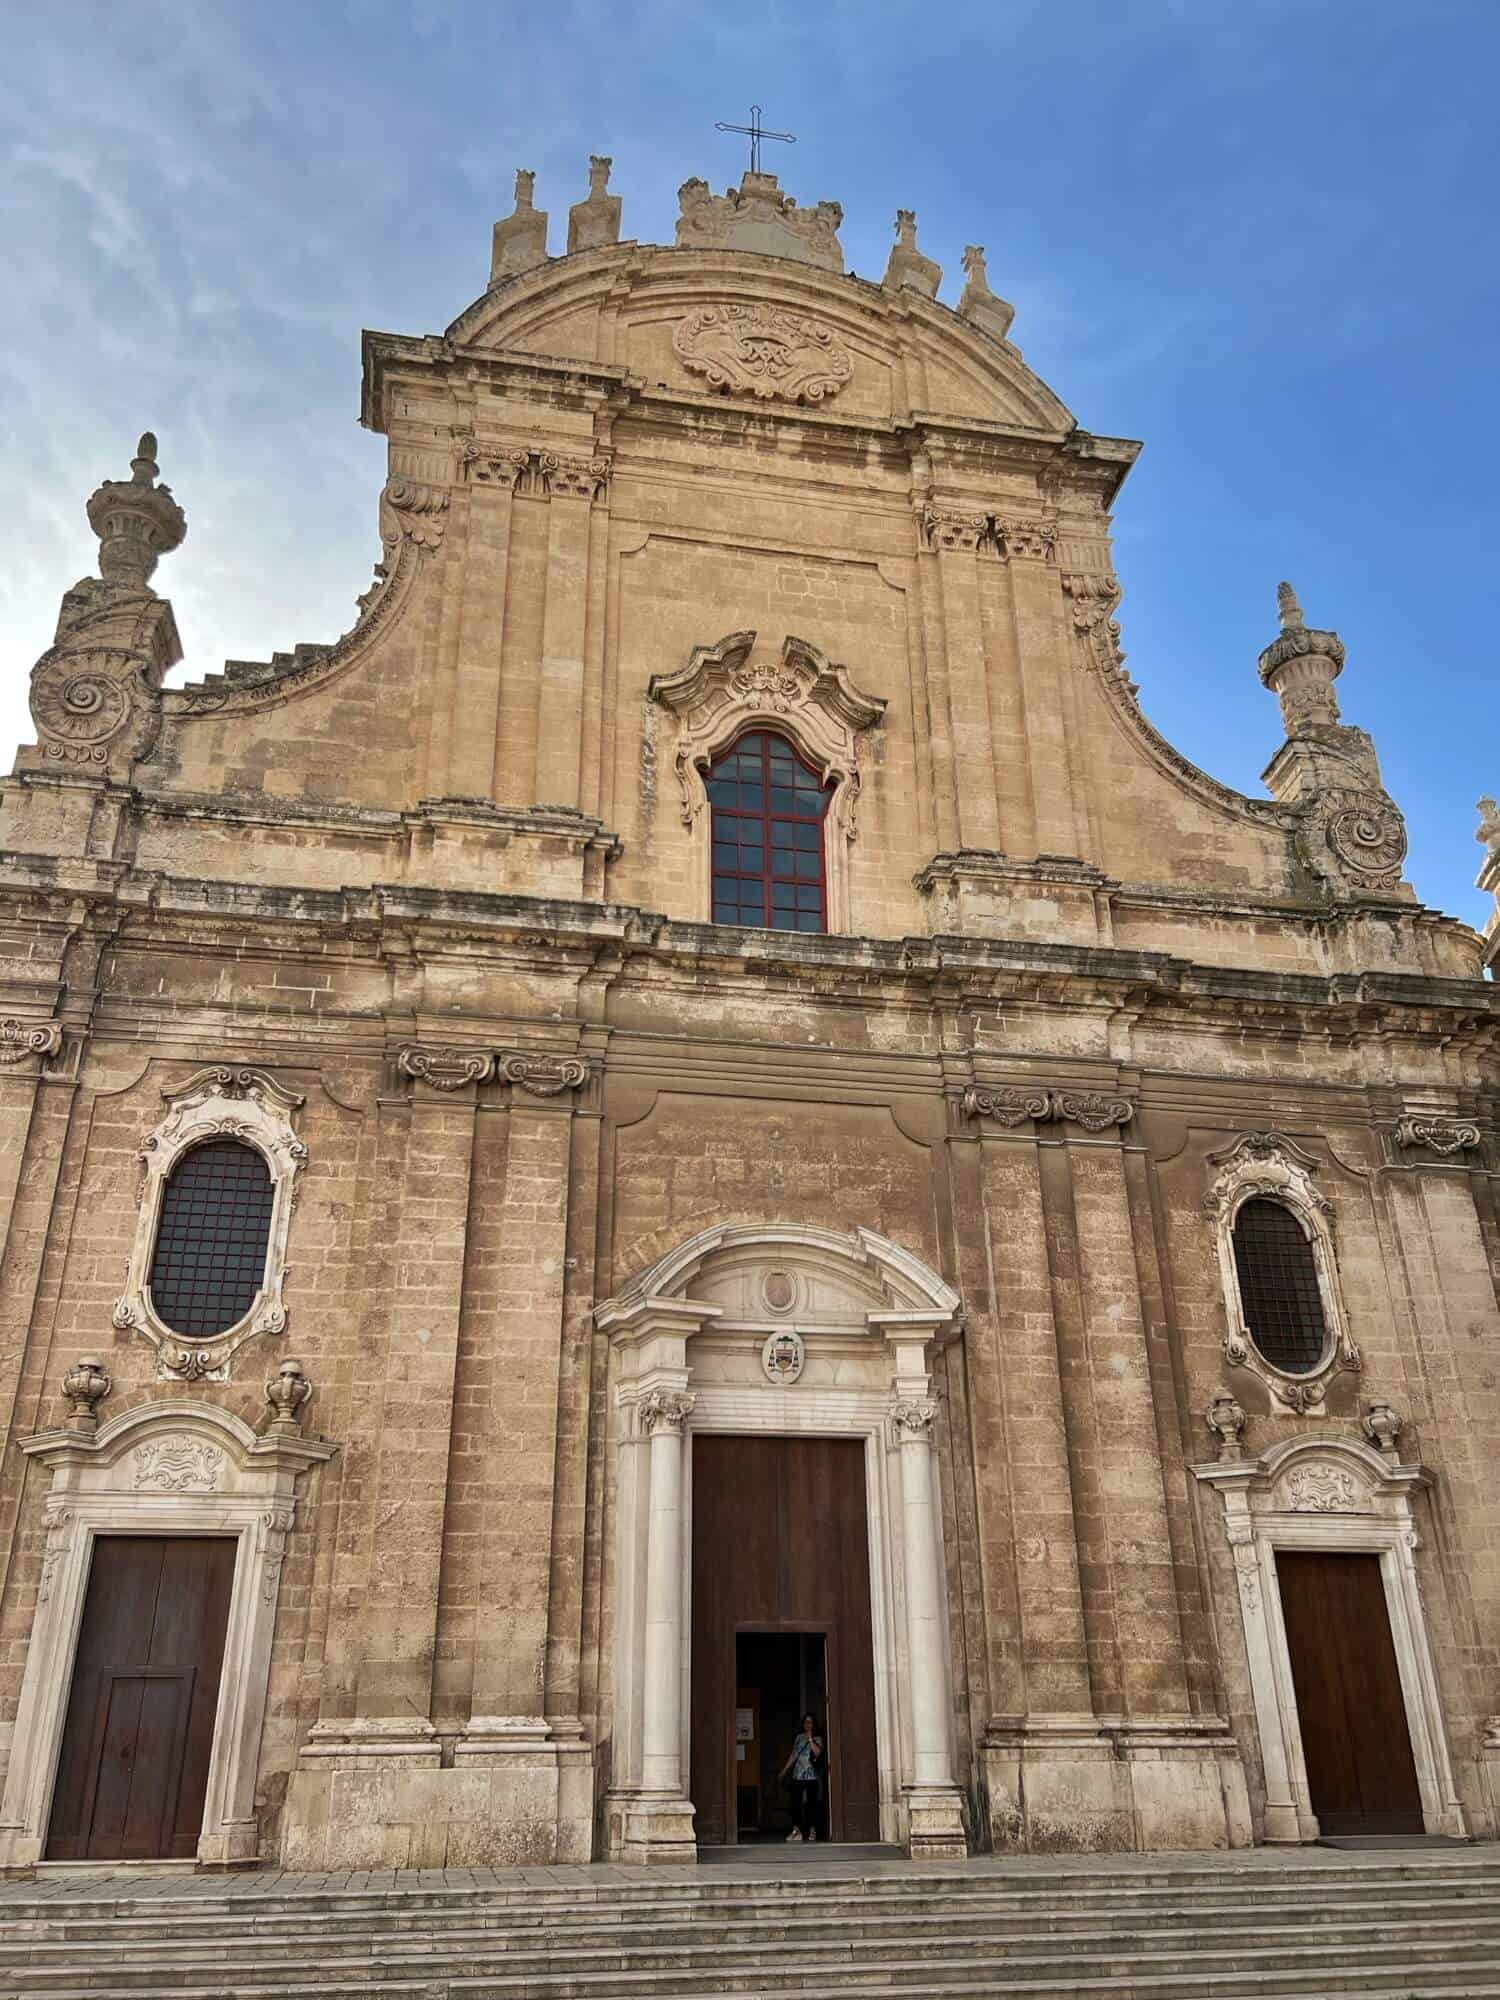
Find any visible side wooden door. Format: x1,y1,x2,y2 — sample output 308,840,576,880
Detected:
46,1536,237,1860
691,1434,880,1844
1275,1549,1424,1835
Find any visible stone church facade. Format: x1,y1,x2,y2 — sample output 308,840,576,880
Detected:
1,158,1497,1872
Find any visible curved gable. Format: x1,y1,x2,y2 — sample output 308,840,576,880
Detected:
445,245,1074,434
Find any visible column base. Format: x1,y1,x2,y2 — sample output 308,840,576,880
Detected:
607,1790,698,1866
903,1784,969,1860
282,1716,594,1868
983,1715,1252,1853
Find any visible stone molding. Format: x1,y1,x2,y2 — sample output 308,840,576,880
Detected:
112,1067,306,1383
396,1044,591,1097
0,1397,335,1868
0,1017,63,1068
647,629,886,933
171,474,444,718
1393,1113,1481,1156
672,302,853,406
1203,1131,1358,1415
962,1085,1133,1130
1193,1435,1466,1842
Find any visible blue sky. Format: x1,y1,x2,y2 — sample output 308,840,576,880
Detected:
3,0,1496,934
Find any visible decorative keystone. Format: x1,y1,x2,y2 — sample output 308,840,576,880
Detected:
1361,1399,1403,1458
1257,580,1345,736
86,433,186,591
61,1356,112,1433
1206,1391,1247,1461
264,1357,312,1435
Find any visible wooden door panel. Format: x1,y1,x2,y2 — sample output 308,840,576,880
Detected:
1277,1550,1423,1835
47,1537,235,1861
691,1436,880,1845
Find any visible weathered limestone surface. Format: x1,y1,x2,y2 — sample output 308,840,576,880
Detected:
0,161,1495,1870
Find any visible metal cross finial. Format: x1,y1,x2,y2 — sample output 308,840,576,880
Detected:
715,104,796,176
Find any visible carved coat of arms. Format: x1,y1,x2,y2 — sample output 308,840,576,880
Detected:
673,304,853,405
761,1329,806,1385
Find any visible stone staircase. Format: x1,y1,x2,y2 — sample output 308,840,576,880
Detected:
2,1849,1499,1999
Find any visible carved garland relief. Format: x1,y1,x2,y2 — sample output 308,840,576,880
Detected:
673,302,854,405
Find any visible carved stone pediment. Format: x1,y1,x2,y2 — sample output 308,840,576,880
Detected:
672,302,853,405
674,171,844,271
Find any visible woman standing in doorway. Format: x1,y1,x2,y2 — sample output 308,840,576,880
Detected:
779,1713,823,1842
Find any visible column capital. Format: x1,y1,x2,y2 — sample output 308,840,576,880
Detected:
638,1388,695,1435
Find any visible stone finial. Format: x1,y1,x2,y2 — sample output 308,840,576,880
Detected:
1362,1399,1403,1458
61,1356,112,1433
883,209,941,300
1206,1391,1247,1461
956,244,1015,342
84,432,186,592
1256,579,1345,736
567,153,623,255
264,1356,312,1435
490,167,550,285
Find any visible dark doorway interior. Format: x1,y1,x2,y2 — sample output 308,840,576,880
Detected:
47,1535,236,1860
1276,1549,1425,1836
734,1629,828,1841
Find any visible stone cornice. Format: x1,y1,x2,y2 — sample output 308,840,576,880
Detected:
0,859,1495,1052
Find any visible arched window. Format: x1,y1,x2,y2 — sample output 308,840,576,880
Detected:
707,730,833,932
148,1140,276,1338
1231,1196,1329,1376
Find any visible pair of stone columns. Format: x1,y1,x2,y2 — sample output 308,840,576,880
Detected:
621,1372,966,1862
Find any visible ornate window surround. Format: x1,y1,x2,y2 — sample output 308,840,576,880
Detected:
1203,1131,1357,1414
0,1399,335,1868
1193,1435,1466,1842
647,631,886,935
113,1067,307,1382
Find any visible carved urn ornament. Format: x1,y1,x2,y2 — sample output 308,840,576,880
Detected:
61,1357,112,1434
1205,1391,1247,1461
264,1358,313,1435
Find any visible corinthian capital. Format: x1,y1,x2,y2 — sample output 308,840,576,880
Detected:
889,1396,938,1440
639,1389,695,1435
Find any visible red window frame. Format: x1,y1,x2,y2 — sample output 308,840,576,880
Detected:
707,729,833,933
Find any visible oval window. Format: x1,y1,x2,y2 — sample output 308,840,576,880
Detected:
1231,1196,1329,1375
148,1139,275,1337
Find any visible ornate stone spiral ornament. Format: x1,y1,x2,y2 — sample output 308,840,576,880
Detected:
1327,798,1407,879
32,668,130,756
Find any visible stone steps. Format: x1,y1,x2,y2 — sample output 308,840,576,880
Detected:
3,1855,1497,2000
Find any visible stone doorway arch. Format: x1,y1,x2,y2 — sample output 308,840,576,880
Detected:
596,1222,968,1864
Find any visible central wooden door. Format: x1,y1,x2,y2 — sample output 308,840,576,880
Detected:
691,1434,880,1844
47,1536,236,1860
1276,1550,1424,1835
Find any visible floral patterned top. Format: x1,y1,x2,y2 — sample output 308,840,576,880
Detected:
791,1731,820,1781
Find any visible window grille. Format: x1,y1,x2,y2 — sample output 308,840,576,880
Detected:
148,1140,275,1337
1232,1197,1328,1374
707,730,832,933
